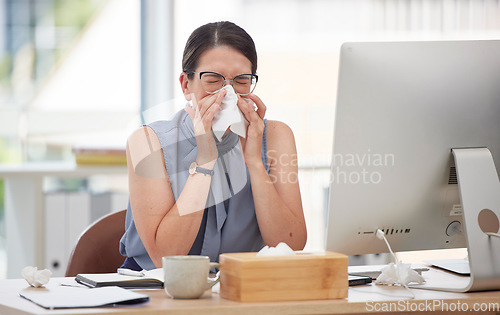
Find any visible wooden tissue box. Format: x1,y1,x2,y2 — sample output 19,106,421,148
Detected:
219,251,348,302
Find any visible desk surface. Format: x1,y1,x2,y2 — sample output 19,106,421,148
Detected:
1,271,500,315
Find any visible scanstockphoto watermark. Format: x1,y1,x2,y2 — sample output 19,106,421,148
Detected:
331,150,395,185
265,150,395,185
366,300,500,312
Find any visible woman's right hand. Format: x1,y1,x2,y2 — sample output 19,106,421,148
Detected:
184,89,226,167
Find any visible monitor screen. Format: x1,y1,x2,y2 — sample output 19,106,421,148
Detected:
325,40,500,256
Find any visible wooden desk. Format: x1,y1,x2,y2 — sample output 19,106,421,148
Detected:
1,271,500,315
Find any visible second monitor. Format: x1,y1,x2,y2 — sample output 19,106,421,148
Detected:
325,40,500,291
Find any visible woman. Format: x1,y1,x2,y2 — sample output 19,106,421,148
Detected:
120,21,306,270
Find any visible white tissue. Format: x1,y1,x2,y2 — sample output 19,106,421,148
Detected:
375,262,425,286
21,266,52,288
212,85,248,141
256,242,296,257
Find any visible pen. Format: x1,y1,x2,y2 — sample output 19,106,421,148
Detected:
117,268,145,277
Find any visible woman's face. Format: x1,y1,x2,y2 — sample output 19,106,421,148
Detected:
181,45,253,103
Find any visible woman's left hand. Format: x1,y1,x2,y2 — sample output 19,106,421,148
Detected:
236,93,266,168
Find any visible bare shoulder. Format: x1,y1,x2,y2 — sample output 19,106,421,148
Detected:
266,120,296,146
127,126,161,151
266,120,298,169
127,126,166,178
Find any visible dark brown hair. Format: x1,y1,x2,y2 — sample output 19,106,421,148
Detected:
182,21,257,78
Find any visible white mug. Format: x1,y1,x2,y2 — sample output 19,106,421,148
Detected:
162,255,219,299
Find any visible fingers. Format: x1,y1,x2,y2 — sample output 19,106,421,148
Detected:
248,93,266,119
202,90,225,128
197,90,224,118
204,98,221,123
237,94,266,123
187,90,226,136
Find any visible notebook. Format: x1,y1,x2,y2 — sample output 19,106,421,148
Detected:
424,259,470,275
76,268,164,289
20,286,149,309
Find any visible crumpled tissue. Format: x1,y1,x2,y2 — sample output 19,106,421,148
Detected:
21,266,52,288
256,242,296,257
212,85,248,141
375,262,425,286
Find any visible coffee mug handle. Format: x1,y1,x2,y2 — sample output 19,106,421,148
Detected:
206,262,220,289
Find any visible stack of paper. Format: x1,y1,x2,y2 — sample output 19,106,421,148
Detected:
20,286,149,309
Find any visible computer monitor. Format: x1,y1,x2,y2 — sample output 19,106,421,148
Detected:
325,40,500,282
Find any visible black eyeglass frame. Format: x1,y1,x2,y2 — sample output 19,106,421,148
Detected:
190,71,259,96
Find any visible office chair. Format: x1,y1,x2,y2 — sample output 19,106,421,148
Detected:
65,209,127,277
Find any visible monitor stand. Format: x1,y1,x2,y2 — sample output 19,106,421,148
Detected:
420,148,500,292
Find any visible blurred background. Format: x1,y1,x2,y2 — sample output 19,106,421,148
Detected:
0,0,500,279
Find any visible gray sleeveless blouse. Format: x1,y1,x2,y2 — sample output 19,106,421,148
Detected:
119,109,267,269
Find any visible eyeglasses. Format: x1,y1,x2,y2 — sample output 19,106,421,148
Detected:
190,71,258,96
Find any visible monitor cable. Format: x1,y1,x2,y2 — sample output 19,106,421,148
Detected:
376,229,416,299
485,232,500,239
